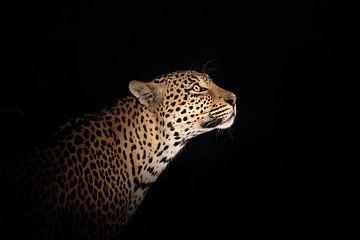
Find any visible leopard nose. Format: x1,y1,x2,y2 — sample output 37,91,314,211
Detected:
225,93,237,106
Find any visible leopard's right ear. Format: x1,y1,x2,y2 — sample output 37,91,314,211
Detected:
129,80,166,107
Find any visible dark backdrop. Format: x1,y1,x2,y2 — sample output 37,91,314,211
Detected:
1,0,358,239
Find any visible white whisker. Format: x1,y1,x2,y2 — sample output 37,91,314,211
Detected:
226,128,234,141
215,129,221,140
202,59,216,74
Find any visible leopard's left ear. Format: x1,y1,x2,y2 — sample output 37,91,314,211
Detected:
129,80,166,107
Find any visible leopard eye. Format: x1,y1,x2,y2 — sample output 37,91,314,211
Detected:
192,84,207,93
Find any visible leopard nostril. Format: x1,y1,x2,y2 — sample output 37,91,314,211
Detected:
225,98,234,106
225,94,236,106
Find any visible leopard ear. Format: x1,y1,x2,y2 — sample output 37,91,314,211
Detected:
129,80,166,107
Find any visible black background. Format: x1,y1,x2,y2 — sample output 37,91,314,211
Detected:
1,0,359,239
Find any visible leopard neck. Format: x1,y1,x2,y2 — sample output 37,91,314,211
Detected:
108,97,187,191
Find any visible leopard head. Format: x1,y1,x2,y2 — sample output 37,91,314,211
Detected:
129,70,236,138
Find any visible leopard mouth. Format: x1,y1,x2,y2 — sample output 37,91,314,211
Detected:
201,112,235,129
201,117,222,128
217,113,236,129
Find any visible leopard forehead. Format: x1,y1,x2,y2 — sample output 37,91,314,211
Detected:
153,70,212,87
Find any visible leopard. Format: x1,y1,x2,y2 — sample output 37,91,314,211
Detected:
0,70,237,239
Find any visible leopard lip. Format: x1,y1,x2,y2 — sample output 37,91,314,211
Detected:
215,113,236,129
201,112,236,129
200,117,222,128
224,113,236,123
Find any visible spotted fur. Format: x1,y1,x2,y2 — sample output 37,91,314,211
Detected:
0,70,236,239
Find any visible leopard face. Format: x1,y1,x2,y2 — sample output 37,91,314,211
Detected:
130,70,237,141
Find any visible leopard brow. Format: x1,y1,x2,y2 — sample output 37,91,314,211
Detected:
189,76,205,86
